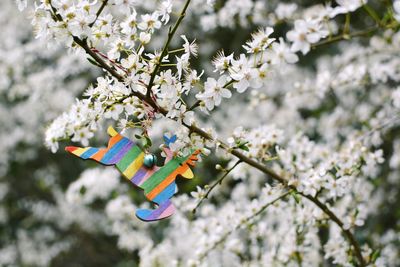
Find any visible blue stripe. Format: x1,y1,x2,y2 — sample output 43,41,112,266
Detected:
152,182,176,204
81,147,99,159
101,138,130,164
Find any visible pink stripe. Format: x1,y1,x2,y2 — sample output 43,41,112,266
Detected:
137,167,159,186
159,205,175,218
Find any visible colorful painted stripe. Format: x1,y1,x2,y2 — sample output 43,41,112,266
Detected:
152,182,176,203
101,138,131,164
130,167,148,184
108,134,123,147
116,146,143,171
145,201,172,221
71,147,90,156
91,149,108,161
146,167,182,200
140,160,181,193
136,167,159,186
80,147,99,159
109,141,133,163
159,203,175,219
122,152,145,179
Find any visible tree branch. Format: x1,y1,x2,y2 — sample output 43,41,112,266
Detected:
89,0,109,27
312,26,379,48
72,37,161,112
300,193,365,265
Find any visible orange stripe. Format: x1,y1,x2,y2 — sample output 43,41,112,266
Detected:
108,135,123,147
92,149,107,161
91,135,123,161
187,161,195,166
146,165,188,200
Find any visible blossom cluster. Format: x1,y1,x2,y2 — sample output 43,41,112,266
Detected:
1,0,399,266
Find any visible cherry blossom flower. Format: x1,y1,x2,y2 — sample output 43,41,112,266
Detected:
287,19,328,54
196,76,232,110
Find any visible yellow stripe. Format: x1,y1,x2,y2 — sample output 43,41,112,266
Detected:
74,147,90,156
123,152,145,179
107,126,118,137
181,168,194,179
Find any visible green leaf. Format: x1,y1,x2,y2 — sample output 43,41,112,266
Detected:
236,141,250,151
86,57,101,68
290,191,301,204
371,250,381,262
238,144,250,151
141,136,152,149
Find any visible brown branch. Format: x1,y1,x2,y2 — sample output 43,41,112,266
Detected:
72,37,161,112
300,193,365,265
89,0,109,27
74,38,123,80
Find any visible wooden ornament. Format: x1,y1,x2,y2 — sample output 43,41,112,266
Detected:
65,126,200,222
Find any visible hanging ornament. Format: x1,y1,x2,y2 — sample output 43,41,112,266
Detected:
65,126,200,222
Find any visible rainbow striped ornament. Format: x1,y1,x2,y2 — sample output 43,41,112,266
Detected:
65,126,200,222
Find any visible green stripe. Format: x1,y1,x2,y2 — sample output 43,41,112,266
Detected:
141,152,194,193
141,160,181,193
116,146,143,172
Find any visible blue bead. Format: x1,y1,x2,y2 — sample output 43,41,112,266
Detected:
144,154,157,168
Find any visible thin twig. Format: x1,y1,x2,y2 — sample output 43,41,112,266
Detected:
363,4,383,26
198,190,292,260
146,0,192,98
89,0,109,27
312,26,380,48
192,160,242,214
